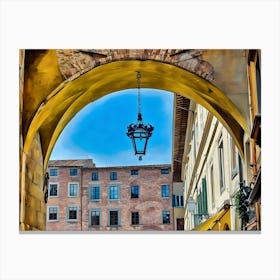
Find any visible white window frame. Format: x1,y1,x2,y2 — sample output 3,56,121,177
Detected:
68,182,79,197
47,205,59,222
66,205,79,222
108,209,121,226
49,168,58,177
162,210,171,224
89,185,101,201
161,168,169,174
131,211,140,225
92,171,99,181
108,185,120,201
110,171,118,181
131,185,140,199
161,185,170,198
48,182,59,197
69,168,78,177
89,209,101,226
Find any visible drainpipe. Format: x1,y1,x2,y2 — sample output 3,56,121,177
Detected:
251,139,258,177
238,154,243,183
80,167,83,231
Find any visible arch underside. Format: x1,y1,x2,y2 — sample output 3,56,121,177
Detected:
23,59,249,171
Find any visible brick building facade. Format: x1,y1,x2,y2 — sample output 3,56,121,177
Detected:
46,160,173,231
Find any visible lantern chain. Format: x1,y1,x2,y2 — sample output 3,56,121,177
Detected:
137,71,141,118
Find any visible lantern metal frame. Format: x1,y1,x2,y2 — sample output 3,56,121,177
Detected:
126,72,154,160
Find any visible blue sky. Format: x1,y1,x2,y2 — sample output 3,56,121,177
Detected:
50,89,174,167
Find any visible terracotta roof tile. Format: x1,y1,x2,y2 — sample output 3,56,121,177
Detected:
48,159,95,168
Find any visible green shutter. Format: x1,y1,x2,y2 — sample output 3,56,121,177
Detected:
202,177,208,214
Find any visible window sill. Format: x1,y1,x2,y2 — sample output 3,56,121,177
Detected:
108,225,121,228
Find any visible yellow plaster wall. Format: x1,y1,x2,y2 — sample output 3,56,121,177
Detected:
20,132,45,230
23,60,249,172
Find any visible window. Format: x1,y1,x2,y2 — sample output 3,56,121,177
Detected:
68,183,78,197
49,183,58,197
90,210,101,226
110,172,117,180
47,206,59,222
109,186,119,200
131,186,139,199
230,138,238,178
161,168,169,174
201,177,208,214
162,211,170,224
69,168,78,176
131,169,138,176
92,172,99,181
210,164,215,208
172,195,184,207
90,185,101,200
49,168,58,177
131,212,140,225
161,185,170,198
67,206,78,221
176,218,184,230
130,169,138,176
218,138,225,193
109,210,120,226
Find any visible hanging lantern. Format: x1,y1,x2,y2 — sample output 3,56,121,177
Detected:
187,196,196,213
126,72,154,160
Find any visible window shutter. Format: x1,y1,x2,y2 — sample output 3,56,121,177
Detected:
202,178,208,214
172,195,175,207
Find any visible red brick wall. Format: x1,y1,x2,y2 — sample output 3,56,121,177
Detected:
46,166,82,231
46,164,173,231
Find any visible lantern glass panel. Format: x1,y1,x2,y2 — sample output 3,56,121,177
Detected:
132,129,148,155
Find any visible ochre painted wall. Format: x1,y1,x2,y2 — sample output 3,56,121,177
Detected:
20,132,45,230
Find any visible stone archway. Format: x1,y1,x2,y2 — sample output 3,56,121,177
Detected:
20,49,250,230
